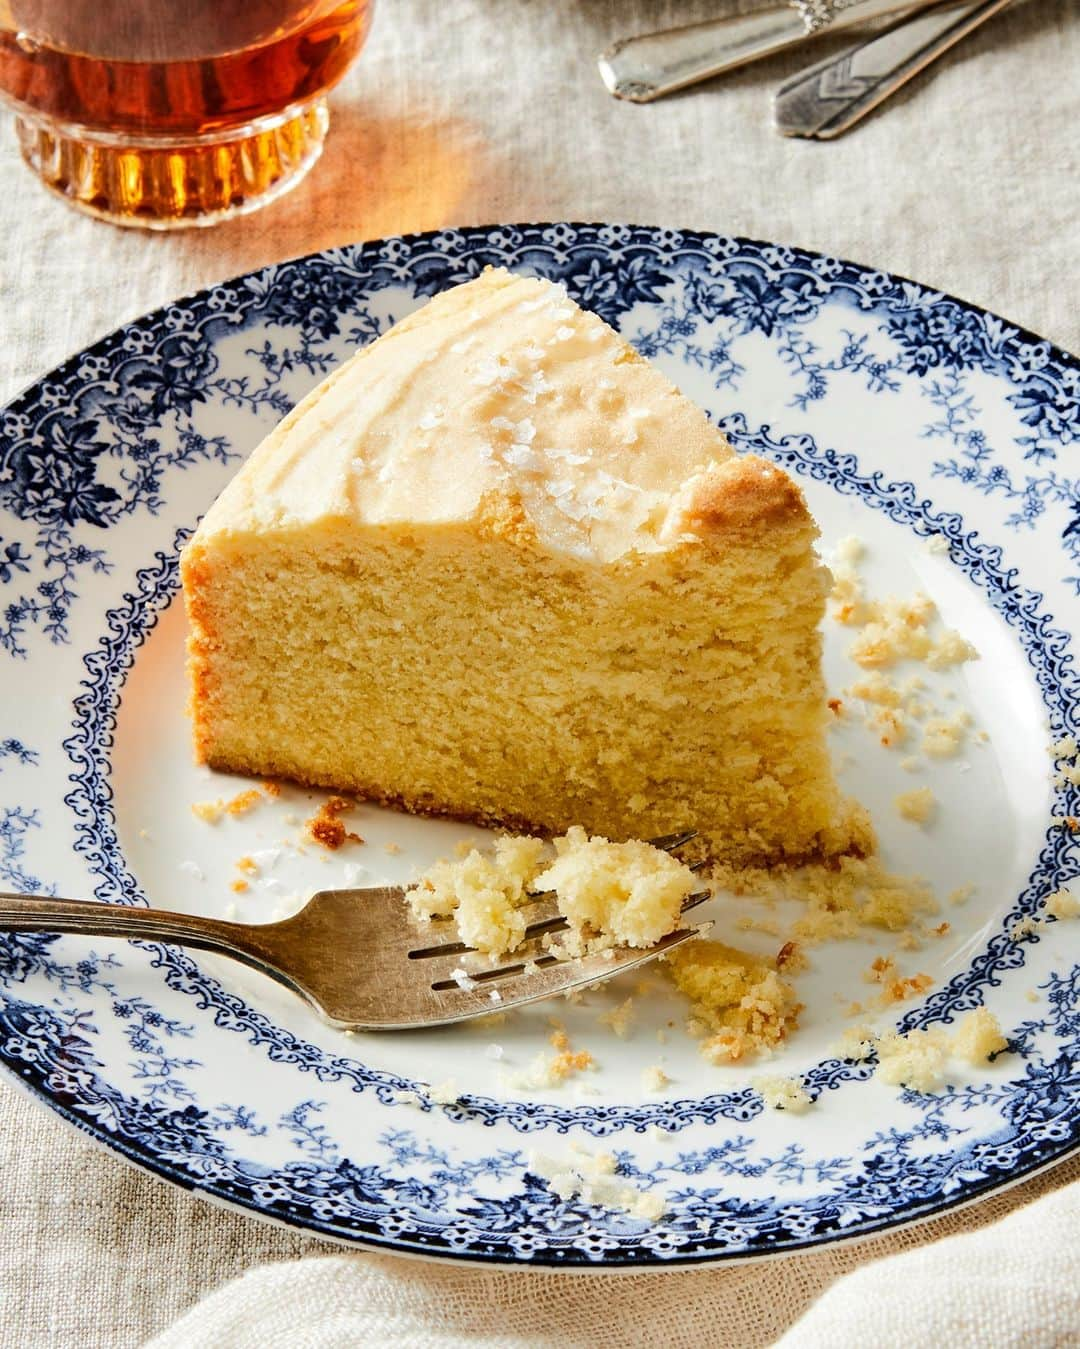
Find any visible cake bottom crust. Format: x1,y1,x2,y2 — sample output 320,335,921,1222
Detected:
202,750,873,870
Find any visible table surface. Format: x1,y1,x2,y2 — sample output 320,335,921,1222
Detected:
1,1,1077,1344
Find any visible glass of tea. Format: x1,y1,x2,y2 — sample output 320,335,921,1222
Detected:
0,1,373,228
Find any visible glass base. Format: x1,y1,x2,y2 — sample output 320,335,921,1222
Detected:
15,99,329,230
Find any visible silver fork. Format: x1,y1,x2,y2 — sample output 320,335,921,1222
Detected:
0,832,712,1030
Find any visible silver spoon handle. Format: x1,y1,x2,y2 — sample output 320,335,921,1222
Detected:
0,890,259,957
598,0,933,102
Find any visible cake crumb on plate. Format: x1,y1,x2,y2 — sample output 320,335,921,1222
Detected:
894,786,936,825
1045,888,1080,920
952,1007,1008,1064
753,1076,812,1113
874,1028,950,1092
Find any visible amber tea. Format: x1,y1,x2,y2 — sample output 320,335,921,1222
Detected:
0,0,373,227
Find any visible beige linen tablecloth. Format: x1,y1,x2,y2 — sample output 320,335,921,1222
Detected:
1,1,1077,1344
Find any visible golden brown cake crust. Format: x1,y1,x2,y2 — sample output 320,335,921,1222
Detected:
196,750,865,869
682,456,810,535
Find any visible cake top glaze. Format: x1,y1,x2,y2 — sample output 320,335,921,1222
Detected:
196,267,795,562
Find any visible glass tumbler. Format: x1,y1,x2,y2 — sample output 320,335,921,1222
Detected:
0,1,374,228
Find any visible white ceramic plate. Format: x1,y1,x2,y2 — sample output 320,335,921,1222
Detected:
1,224,1077,1266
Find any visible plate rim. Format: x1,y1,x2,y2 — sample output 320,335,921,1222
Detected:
2,219,1078,1267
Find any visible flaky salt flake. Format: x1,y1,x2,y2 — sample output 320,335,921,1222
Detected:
548,446,592,466
517,369,549,403
546,477,576,499
503,444,542,470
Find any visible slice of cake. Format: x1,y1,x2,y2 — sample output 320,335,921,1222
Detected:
181,267,867,866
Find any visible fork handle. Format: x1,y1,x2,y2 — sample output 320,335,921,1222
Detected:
0,891,266,961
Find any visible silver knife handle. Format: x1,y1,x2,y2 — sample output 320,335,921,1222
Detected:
773,0,1015,138
598,0,933,103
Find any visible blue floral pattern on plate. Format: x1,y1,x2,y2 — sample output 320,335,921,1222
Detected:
0,224,1077,1266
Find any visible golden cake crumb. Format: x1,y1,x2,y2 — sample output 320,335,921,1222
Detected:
528,1146,665,1220
830,1024,878,1062
894,786,936,825
534,827,698,955
509,1046,595,1090
725,856,938,944
305,796,363,851
190,787,266,820
848,671,902,708
948,884,975,907
229,879,248,894
952,1007,1008,1065
775,940,809,975
847,595,936,669
1010,915,1042,942
666,941,801,1063
406,835,545,954
427,1079,460,1105
831,540,978,679
874,1028,950,1092
599,997,636,1039
754,1076,812,1113
1045,888,1080,920
864,956,933,1007
406,828,696,959
922,712,971,758
925,630,980,670
641,1065,670,1092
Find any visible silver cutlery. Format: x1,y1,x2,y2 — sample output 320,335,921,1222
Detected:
774,0,1016,137
598,0,936,103
0,831,712,1030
